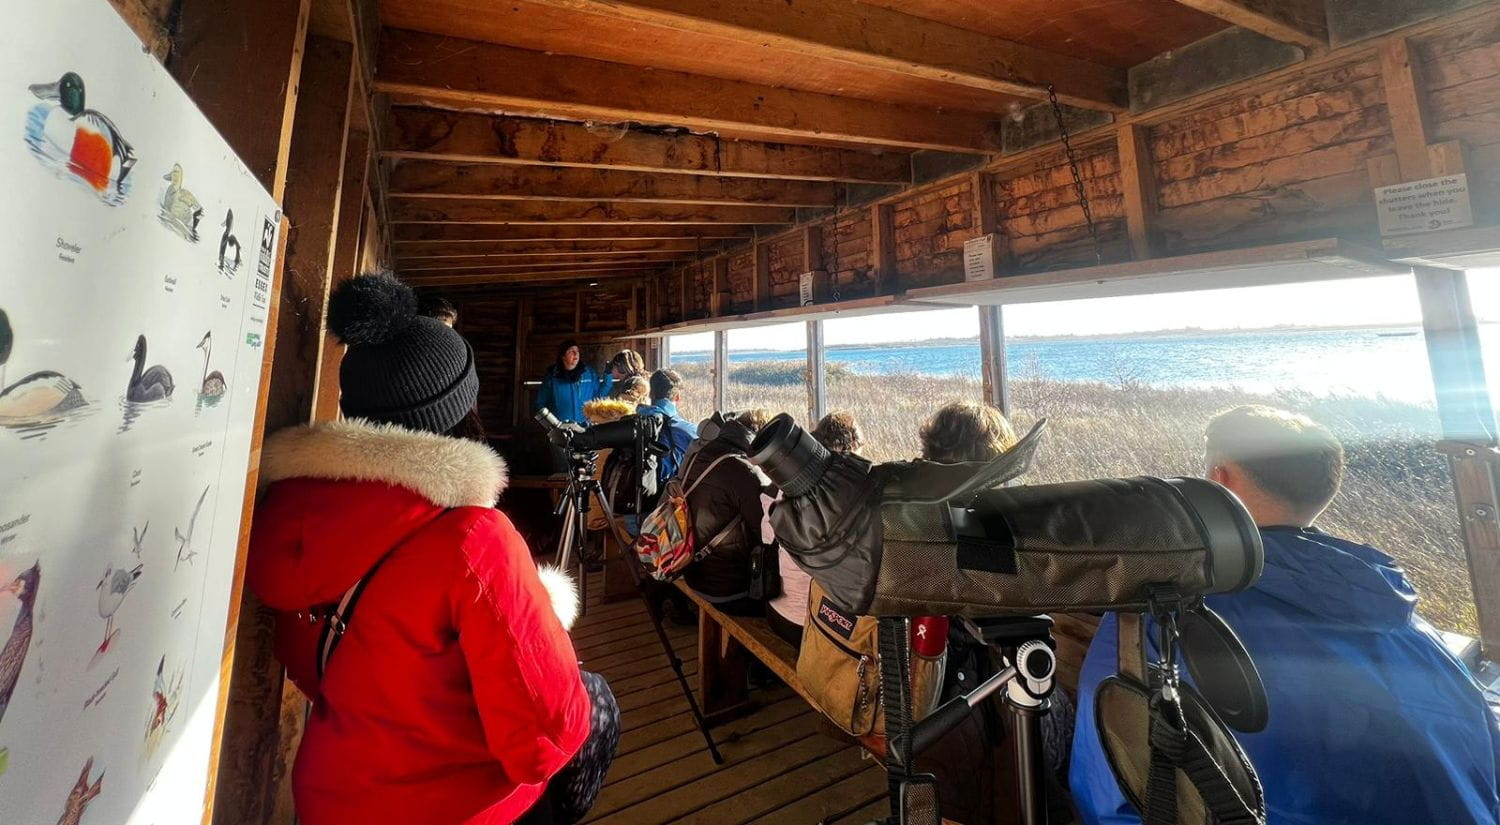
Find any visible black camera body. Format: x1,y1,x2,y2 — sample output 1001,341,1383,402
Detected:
535,407,669,514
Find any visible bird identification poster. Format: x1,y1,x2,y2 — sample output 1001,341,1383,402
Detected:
0,0,280,822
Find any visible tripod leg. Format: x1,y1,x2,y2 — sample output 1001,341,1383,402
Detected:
1009,700,1049,825
590,486,724,765
555,504,576,571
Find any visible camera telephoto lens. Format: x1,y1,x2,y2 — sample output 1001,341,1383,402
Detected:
749,414,833,497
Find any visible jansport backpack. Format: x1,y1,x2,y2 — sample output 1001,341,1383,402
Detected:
633,450,746,580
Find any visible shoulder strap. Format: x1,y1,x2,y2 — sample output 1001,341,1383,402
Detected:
683,452,745,497
316,508,454,680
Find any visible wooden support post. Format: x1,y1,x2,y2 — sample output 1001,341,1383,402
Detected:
169,0,313,201
807,320,826,425
754,242,772,311
712,258,730,317
313,128,372,422
978,306,1009,416
697,611,751,718
803,225,831,302
1116,124,1160,261
1413,267,1500,655
713,330,729,412
513,297,531,427
1380,38,1435,182
627,284,641,331
679,267,690,322
574,289,584,334
872,203,897,294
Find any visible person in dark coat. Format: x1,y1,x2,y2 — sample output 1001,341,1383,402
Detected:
682,409,775,616
248,275,617,825
1071,405,1500,825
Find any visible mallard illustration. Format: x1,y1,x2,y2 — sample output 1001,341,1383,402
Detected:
0,563,40,728
96,562,142,655
126,335,173,403
219,209,242,272
197,331,226,399
0,309,86,427
27,72,135,196
160,164,203,240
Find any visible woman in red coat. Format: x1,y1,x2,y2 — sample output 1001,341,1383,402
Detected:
247,274,615,825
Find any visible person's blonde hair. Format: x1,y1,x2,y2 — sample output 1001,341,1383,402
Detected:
1205,405,1344,514
919,401,1017,463
609,349,646,377
736,408,775,433
610,375,650,406
812,411,863,454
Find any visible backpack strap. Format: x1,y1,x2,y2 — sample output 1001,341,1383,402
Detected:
316,508,453,680
683,451,745,497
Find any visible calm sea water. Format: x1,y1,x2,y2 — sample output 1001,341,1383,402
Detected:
674,325,1500,404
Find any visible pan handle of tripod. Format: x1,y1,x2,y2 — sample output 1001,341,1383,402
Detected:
897,664,1018,757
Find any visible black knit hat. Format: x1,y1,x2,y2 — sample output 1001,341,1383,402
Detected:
326,274,479,434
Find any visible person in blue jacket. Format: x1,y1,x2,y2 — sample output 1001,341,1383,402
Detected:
636,368,697,487
535,339,611,424
1071,405,1500,825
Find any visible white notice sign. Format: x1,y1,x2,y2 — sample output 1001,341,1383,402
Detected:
799,272,816,306
1375,174,1474,236
964,234,998,281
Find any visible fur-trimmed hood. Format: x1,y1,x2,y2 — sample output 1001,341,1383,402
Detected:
261,418,508,507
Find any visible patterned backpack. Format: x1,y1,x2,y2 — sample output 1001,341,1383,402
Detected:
633,450,745,580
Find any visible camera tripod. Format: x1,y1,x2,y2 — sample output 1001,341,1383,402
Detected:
552,449,725,765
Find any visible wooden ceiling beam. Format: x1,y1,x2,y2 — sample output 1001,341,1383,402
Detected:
390,198,796,225
394,224,752,242
388,162,837,207
401,254,695,270
404,271,649,287
493,0,1126,110
376,29,1008,153
396,239,711,259
383,110,912,184
1170,0,1327,50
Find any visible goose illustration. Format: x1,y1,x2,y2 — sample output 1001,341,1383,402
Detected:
0,309,86,427
95,562,142,655
218,209,242,272
26,72,135,198
0,562,40,729
197,331,226,399
160,164,203,241
126,334,173,403
57,757,103,825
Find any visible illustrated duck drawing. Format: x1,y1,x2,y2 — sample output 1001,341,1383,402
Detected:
161,164,203,240
0,562,40,728
126,334,173,403
28,72,135,196
96,562,142,655
219,209,242,272
197,331,226,399
0,309,86,426
58,757,103,825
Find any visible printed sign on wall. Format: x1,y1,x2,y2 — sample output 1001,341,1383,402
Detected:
0,1,279,822
1374,174,1474,236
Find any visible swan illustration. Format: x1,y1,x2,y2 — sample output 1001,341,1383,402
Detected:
197,331,226,400
126,334,173,403
218,209,241,273
96,562,142,655
160,164,203,241
0,562,40,729
26,72,135,199
0,308,87,427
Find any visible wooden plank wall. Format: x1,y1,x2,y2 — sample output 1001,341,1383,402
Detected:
656,8,1500,322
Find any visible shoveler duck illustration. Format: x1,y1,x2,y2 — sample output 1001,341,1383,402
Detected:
160,164,203,240
219,209,242,272
0,309,87,428
26,72,135,199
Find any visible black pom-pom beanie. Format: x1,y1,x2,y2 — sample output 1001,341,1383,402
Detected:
326,274,478,434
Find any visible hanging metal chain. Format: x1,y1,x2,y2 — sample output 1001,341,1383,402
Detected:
1048,84,1103,266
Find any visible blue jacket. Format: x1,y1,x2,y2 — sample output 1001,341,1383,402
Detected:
535,365,610,423
1071,527,1500,825
637,398,697,482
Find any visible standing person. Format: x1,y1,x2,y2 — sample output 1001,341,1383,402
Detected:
536,340,611,424
1071,406,1500,825
606,350,646,388
247,274,617,825
765,410,864,647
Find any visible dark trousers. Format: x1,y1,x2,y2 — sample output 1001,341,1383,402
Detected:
765,605,804,649
517,671,620,825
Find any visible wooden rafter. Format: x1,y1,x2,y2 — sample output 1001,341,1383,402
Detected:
473,0,1126,111
389,199,796,225
395,224,751,242
404,269,653,286
388,162,837,207
394,239,715,258
383,110,911,184
1171,0,1327,50
401,254,693,270
376,29,1008,153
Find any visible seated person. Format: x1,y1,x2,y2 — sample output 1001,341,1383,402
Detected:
766,410,865,648
610,374,650,406
637,368,698,481
1071,405,1500,824
920,400,1017,463
682,408,775,617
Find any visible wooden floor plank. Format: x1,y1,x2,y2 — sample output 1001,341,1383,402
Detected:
743,766,890,825
609,697,808,783
616,710,696,756
607,659,699,698
676,743,877,825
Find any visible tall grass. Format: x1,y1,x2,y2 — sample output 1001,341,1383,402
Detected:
670,360,1476,635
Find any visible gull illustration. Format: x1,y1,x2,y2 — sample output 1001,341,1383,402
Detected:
175,486,209,570
96,562,142,655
